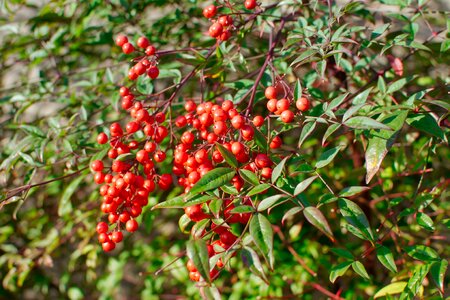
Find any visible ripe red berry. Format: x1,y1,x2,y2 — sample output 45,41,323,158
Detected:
281,110,295,123
115,35,128,47
255,153,272,168
218,15,233,27
175,115,187,128
267,99,278,112
158,174,173,190
97,132,108,144
245,0,257,9
147,66,159,79
231,115,245,129
209,22,223,38
102,241,116,252
203,5,217,18
96,221,108,234
111,231,123,243
185,204,209,222
185,100,196,112
125,219,138,232
137,36,150,49
91,160,104,172
187,259,197,272
136,150,149,164
145,45,156,56
265,86,277,99
277,98,290,112
270,136,282,149
122,42,134,54
252,115,264,127
296,97,310,112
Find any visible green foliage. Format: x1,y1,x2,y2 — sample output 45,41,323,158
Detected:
1,0,449,299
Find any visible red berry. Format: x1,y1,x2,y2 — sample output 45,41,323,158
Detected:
97,133,108,144
203,5,217,19
137,36,150,49
91,160,104,172
115,35,128,47
96,221,108,234
255,153,272,168
277,98,290,112
245,0,257,9
102,241,116,252
185,100,196,112
267,99,278,112
252,115,264,127
122,42,134,54
185,204,208,222
209,22,223,38
280,110,294,123
125,219,138,232
265,86,277,99
296,97,310,112
145,45,156,56
111,231,123,243
147,66,159,79
270,136,282,149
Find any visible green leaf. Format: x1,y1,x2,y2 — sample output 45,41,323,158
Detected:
399,264,430,300
249,214,274,269
376,246,398,273
371,23,390,39
343,104,367,122
327,93,349,111
330,261,352,283
298,122,316,147
189,168,236,196
200,286,222,300
153,194,213,209
241,246,269,284
374,282,407,298
246,184,271,196
405,245,439,262
352,87,372,105
303,206,335,241
282,207,303,224
271,156,288,183
378,76,386,94
322,123,341,146
294,175,318,196
331,248,354,260
58,173,86,216
290,49,318,66
19,125,46,138
253,128,268,151
315,146,341,169
430,259,447,293
231,205,255,214
352,261,370,280
339,186,370,197
186,239,210,283
338,198,375,242
344,116,393,131
239,169,260,186
406,114,446,141
387,77,409,94
136,75,154,95
215,143,238,168
258,195,286,212
365,110,408,183
294,79,302,100
416,212,435,231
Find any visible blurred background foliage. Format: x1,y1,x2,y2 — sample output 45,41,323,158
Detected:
0,0,449,299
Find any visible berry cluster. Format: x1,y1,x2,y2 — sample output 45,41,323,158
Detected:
265,86,311,123
203,1,258,41
115,35,160,81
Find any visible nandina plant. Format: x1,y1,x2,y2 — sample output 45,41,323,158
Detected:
0,0,448,299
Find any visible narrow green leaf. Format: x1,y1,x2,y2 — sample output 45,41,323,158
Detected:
241,246,269,284
352,87,373,105
282,207,303,225
322,123,341,146
246,183,271,196
200,286,222,300
374,282,407,298
338,198,375,242
430,259,447,294
271,156,288,183
344,116,393,131
365,110,408,183
352,261,370,280
258,195,286,212
253,128,268,151
376,246,397,273
249,214,274,269
215,143,238,168
407,114,446,141
189,168,235,196
239,169,260,186
339,186,370,197
294,175,318,196
303,206,335,241
298,122,316,147
294,79,302,100
331,248,354,260
399,264,430,300
58,173,87,216
330,261,352,283
387,77,409,94
343,104,366,122
153,194,213,209
328,93,349,111
290,49,318,66
378,76,386,94
416,212,435,231
315,146,341,169
405,245,439,262
186,239,210,283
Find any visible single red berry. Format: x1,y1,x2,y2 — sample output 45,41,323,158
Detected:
102,241,116,252
145,45,156,56
252,115,264,127
203,5,217,18
125,219,138,232
277,98,290,112
185,100,196,112
111,231,123,243
244,0,257,9
97,132,108,144
280,110,295,123
122,42,134,54
209,22,223,38
255,153,272,168
267,99,278,112
137,36,150,49
115,35,128,47
91,160,104,172
265,86,277,99
296,97,310,112
270,136,282,149
96,221,108,234
147,66,159,79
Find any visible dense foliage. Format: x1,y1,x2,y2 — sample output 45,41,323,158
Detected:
0,0,449,299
